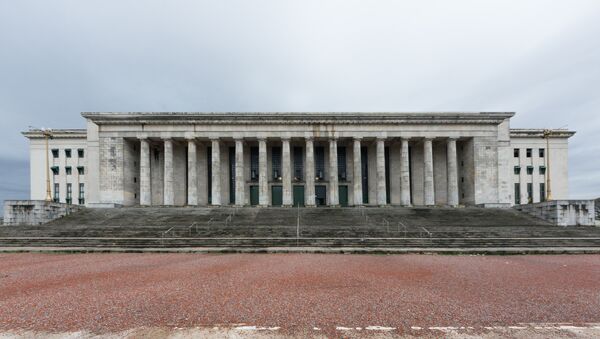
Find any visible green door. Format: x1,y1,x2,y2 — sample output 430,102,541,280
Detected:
271,186,283,206
250,185,259,206
339,185,348,207
293,185,305,207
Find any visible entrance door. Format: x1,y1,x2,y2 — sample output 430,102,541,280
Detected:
250,185,259,206
339,185,348,207
315,185,327,206
271,186,283,206
293,185,305,207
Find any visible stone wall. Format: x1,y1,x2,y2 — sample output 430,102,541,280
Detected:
514,200,595,226
3,200,83,225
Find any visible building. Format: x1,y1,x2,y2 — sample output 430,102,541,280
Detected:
23,112,575,208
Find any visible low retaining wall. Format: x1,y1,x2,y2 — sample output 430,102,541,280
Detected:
3,200,83,226
514,200,596,226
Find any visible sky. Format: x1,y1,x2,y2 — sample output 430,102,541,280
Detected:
1,0,599,206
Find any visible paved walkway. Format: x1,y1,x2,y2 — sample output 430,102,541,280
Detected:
1,253,599,337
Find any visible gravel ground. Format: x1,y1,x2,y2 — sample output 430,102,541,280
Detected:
0,253,599,337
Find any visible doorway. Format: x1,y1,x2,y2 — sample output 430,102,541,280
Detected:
315,185,327,206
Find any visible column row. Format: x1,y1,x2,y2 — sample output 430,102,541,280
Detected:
138,137,460,207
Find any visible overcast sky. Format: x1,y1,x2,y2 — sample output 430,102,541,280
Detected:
1,0,599,205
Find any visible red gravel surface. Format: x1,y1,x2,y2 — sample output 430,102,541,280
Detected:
0,253,599,335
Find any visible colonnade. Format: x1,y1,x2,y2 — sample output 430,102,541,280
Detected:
138,137,460,207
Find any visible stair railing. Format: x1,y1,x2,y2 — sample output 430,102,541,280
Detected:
161,226,174,247
225,214,232,226
188,222,198,236
398,221,408,237
383,218,390,233
420,227,432,238
206,218,213,230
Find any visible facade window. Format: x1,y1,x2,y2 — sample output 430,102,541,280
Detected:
65,166,72,175
526,166,534,175
526,148,532,158
78,148,85,158
513,149,519,158
77,166,85,175
51,166,59,175
52,149,59,158
250,147,259,182
53,183,59,202
65,149,72,158
539,148,545,158
66,183,72,204
337,146,347,181
514,166,521,175
539,166,546,175
293,146,303,181
527,183,533,203
540,183,546,202
154,149,160,161
315,146,325,180
79,183,85,204
271,147,281,180
514,183,520,205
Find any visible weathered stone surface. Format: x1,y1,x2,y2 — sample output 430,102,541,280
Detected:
514,200,596,226
3,200,83,225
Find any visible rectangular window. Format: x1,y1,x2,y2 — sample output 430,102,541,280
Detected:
77,166,85,175
527,183,533,203
250,147,259,182
514,183,521,205
65,149,72,158
271,147,282,180
66,183,72,204
513,149,520,158
229,147,235,205
526,148,532,158
51,166,59,175
540,183,546,202
207,147,212,204
52,149,59,158
539,148,545,158
527,166,534,175
78,149,85,158
293,146,303,181
539,166,546,175
53,183,59,203
514,166,521,175
65,166,72,175
315,146,325,180
337,146,347,181
361,147,369,204
78,183,85,204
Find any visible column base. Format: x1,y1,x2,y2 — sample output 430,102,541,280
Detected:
329,204,340,208
282,204,293,208
305,204,316,208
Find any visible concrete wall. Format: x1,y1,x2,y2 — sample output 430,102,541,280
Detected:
3,200,83,225
514,200,595,226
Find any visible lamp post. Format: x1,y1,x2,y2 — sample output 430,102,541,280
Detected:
39,128,53,201
543,129,552,201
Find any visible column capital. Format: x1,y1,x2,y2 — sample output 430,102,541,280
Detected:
353,136,363,141
329,136,338,141
376,136,386,142
281,137,291,142
138,136,149,141
257,137,267,142
447,137,458,141
233,137,244,142
305,136,314,142
209,137,220,142
185,137,197,142
423,137,433,142
162,137,173,141
400,136,411,141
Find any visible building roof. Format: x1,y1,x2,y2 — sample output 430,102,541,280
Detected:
509,128,576,138
81,112,516,125
22,129,87,139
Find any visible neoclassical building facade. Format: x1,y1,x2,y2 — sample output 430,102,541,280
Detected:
23,112,574,208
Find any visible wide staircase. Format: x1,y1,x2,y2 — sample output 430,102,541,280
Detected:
1,207,600,249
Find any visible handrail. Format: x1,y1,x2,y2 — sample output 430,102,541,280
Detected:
420,226,432,238
225,214,232,226
383,218,390,233
398,221,408,237
188,222,198,236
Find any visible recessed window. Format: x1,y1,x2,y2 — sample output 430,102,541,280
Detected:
513,149,520,158
66,183,72,204
65,166,72,175
539,148,545,158
77,166,85,175
539,166,546,175
65,149,72,158
78,149,84,158
78,183,85,205
51,166,59,175
526,148,532,158
514,166,521,175
52,149,59,158
53,183,60,203
527,166,534,175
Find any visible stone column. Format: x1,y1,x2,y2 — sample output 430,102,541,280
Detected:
305,137,316,207
258,138,269,206
376,138,387,206
235,138,245,206
163,138,175,206
139,138,152,206
187,138,198,206
400,137,411,206
446,138,459,207
352,137,363,206
328,137,339,206
423,138,435,206
282,138,292,207
210,138,221,206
